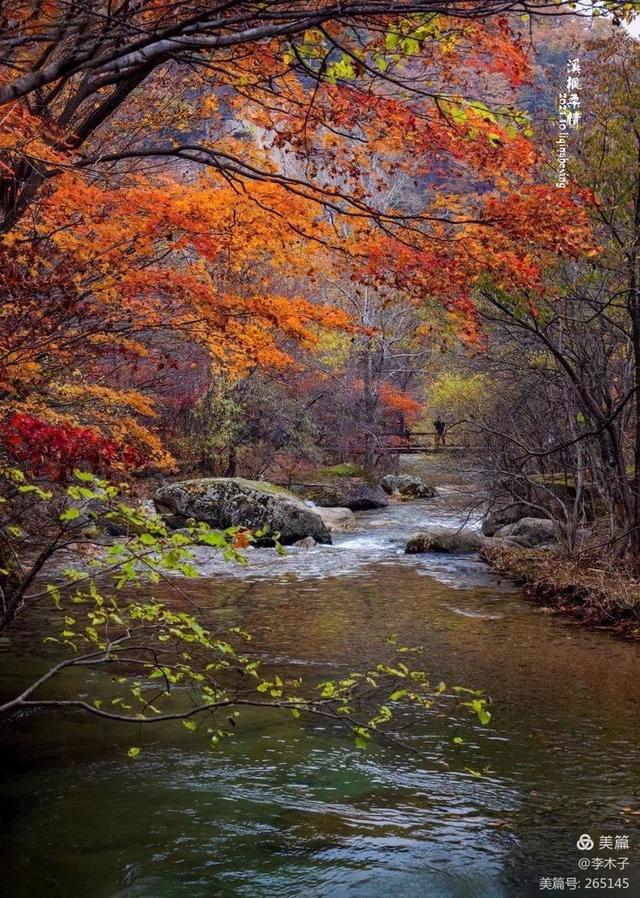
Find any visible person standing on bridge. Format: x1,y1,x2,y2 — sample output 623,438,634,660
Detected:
434,417,446,450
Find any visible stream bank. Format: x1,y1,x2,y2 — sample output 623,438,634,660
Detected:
481,542,640,640
2,456,640,898
400,453,640,638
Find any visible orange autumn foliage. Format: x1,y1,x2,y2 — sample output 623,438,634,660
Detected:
0,4,599,471
1,174,352,469
379,385,422,422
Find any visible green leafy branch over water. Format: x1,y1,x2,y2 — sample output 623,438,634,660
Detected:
0,468,492,767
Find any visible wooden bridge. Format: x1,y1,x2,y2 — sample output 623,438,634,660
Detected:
377,429,474,454
326,429,476,468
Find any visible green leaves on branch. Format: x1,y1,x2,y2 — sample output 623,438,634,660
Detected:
439,98,533,140
314,639,491,753
3,466,493,768
280,13,449,84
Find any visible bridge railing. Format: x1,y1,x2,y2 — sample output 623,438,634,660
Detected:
377,429,477,451
321,430,479,458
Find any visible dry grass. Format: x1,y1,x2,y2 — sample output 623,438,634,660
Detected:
481,543,640,637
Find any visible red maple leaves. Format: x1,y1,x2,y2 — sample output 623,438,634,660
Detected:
1,413,143,481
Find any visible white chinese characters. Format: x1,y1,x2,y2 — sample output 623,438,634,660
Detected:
556,58,582,189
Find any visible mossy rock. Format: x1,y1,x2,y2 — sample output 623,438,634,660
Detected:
291,476,388,511
381,474,437,499
313,463,369,479
405,528,485,554
154,477,331,546
494,517,556,547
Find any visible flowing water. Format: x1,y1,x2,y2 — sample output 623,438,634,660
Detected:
1,467,640,898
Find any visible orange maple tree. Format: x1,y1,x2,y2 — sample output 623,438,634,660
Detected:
0,2,605,474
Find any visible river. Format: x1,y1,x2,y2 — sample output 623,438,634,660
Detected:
1,464,639,897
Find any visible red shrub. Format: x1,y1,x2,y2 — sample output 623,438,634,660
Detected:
1,413,142,481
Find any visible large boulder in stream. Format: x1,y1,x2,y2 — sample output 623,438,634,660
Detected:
291,475,388,511
153,478,331,546
381,474,437,500
405,527,485,554
494,517,556,548
482,502,547,536
315,506,358,533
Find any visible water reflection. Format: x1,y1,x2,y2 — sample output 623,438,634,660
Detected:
1,486,639,898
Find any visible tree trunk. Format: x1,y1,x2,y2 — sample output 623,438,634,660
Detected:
628,139,640,570
360,287,378,473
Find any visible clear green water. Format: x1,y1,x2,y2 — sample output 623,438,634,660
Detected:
1,490,639,898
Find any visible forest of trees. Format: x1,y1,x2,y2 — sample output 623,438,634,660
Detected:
1,0,640,744
5,8,640,898
0,0,609,479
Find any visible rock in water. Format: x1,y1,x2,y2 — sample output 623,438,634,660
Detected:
381,474,437,499
405,527,485,554
291,478,388,510
293,536,317,548
482,502,546,536
154,478,331,546
314,506,358,532
493,517,556,547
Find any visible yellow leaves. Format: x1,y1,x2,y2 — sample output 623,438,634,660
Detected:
55,385,157,419
438,31,460,55
303,28,324,46
1,356,41,386
87,335,150,358
427,372,487,418
111,420,174,470
314,331,355,369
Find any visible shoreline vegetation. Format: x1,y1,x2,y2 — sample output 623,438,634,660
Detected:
481,542,640,639
402,454,640,639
